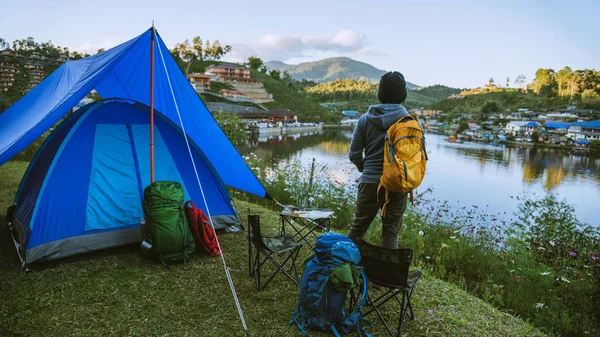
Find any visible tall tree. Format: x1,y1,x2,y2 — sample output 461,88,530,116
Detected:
566,70,582,99
514,74,526,87
247,56,264,70
269,69,281,80
488,77,495,86
202,39,231,61
506,77,510,88
555,67,572,97
531,68,556,96
0,38,8,50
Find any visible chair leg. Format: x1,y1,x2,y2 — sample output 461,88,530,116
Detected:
254,249,261,290
364,287,414,337
368,292,396,337
396,291,407,336
255,249,301,290
291,247,300,283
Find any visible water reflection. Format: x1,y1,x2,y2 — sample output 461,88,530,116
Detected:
237,130,600,225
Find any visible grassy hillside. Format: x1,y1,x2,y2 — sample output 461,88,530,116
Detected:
415,84,463,101
250,70,335,123
303,79,442,111
277,57,419,88
430,90,571,116
0,161,546,337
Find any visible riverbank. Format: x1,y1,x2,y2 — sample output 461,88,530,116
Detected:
435,132,595,155
238,154,600,336
0,161,548,337
249,125,323,135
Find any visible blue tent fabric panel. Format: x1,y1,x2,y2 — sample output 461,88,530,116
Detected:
27,108,98,249
157,121,235,217
85,124,143,231
130,124,191,202
13,106,91,238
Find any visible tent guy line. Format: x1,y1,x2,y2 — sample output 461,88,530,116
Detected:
155,31,248,331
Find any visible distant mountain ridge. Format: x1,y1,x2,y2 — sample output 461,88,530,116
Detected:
265,57,420,89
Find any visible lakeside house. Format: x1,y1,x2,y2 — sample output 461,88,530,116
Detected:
505,121,529,135
566,121,600,141
522,121,543,136
579,120,600,141
545,122,570,135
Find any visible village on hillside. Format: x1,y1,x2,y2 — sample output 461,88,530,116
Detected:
0,48,68,95
420,107,599,153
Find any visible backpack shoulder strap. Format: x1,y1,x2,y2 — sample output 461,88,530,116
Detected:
336,271,372,336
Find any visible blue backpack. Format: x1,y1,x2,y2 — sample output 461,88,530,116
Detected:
289,232,371,336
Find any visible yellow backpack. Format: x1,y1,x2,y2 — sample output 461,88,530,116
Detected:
378,114,428,216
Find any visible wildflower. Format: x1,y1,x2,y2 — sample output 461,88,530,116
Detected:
450,236,456,239
509,269,515,273
566,266,572,271
535,303,545,309
559,276,570,283
418,230,424,236
425,256,431,259
540,272,551,276
549,240,556,246
570,251,577,257
308,197,315,203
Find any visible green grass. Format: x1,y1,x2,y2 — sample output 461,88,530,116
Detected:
0,161,546,336
430,90,571,115
209,81,235,92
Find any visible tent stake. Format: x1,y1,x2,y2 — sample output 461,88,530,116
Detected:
150,22,155,183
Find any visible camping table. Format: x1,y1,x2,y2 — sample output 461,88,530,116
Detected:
279,205,334,248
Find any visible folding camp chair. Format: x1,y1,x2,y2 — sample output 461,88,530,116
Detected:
247,209,302,291
353,237,422,337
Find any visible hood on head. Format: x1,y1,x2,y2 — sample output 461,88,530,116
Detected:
366,104,408,129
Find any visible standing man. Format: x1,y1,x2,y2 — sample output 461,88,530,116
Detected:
347,71,409,249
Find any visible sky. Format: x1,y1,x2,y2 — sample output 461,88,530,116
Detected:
1,0,598,88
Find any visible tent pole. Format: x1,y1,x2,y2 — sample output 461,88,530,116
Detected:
150,23,155,183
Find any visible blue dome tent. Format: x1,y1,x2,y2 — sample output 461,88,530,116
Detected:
0,27,270,268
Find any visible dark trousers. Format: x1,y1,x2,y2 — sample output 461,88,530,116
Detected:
348,183,408,249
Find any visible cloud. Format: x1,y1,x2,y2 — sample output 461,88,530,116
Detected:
259,29,367,58
70,38,126,55
357,48,385,57
225,29,369,63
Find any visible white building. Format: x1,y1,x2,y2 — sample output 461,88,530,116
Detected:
504,121,529,135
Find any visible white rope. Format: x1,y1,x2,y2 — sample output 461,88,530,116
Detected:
155,37,247,331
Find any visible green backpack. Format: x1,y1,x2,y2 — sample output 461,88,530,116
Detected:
141,181,195,265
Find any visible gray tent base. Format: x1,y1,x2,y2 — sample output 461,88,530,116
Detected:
19,214,242,268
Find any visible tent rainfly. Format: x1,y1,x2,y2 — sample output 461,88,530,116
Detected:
0,27,270,265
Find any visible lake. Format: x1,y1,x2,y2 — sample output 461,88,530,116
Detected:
237,129,600,227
